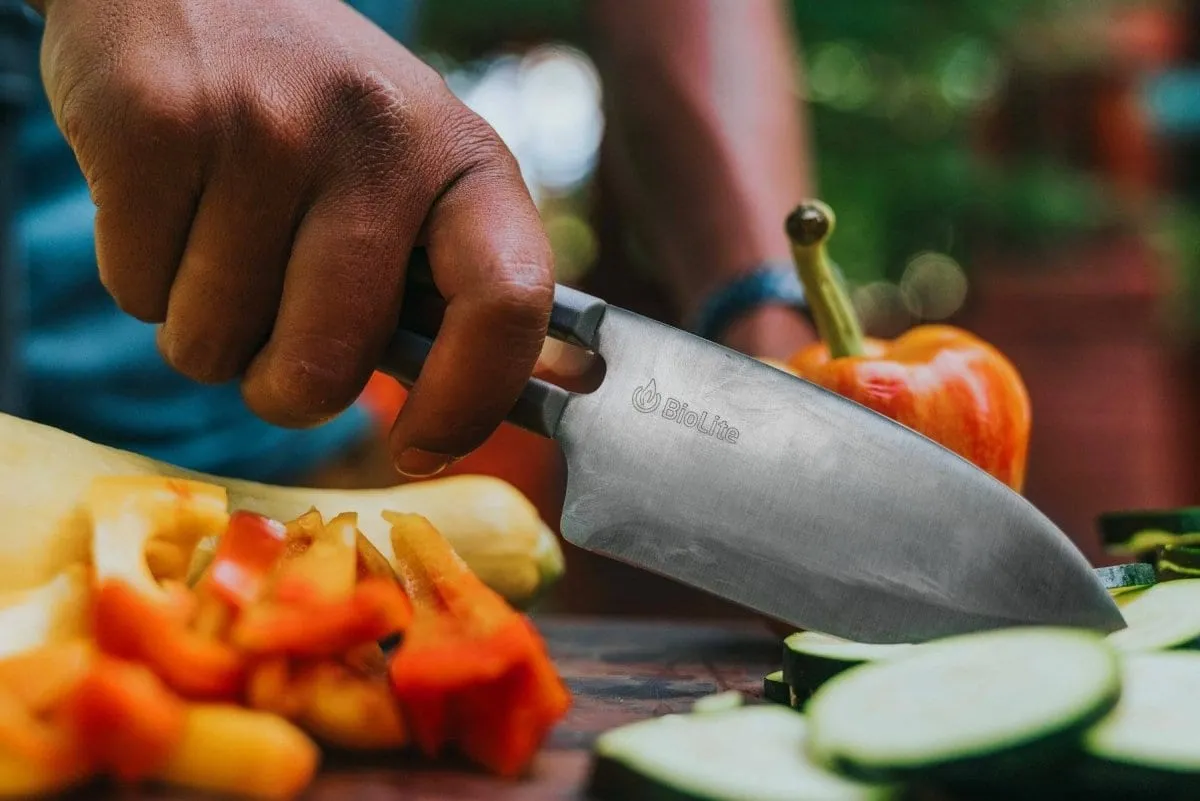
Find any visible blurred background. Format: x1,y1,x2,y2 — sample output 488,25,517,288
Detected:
359,0,1200,613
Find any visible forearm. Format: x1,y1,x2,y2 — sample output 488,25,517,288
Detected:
587,0,814,323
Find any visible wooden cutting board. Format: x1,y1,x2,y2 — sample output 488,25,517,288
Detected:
82,616,782,801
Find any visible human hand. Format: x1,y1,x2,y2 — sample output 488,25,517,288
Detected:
719,305,818,362
35,0,554,477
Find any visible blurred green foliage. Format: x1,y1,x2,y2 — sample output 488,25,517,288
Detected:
418,0,1125,286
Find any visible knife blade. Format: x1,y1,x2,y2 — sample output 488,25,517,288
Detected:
382,250,1125,644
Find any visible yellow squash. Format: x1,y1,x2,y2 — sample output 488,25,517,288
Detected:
0,413,564,607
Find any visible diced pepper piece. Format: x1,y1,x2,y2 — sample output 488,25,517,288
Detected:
291,661,407,751
385,512,569,778
275,512,358,601
153,704,320,801
283,509,325,557
344,642,389,680
355,530,399,584
0,686,84,772
0,639,94,712
231,577,411,659
0,645,94,783
64,654,186,782
198,511,288,610
0,565,91,661
88,477,229,601
93,579,245,701
0,747,92,798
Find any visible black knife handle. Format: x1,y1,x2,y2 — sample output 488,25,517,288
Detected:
403,249,607,347
381,248,608,439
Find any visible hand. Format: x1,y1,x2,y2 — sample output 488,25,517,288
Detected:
719,305,819,362
36,0,554,477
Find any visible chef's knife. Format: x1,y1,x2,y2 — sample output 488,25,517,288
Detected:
381,253,1124,645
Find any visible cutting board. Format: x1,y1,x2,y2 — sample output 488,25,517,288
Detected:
73,616,782,800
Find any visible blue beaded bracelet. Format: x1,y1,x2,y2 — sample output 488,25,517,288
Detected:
689,262,812,343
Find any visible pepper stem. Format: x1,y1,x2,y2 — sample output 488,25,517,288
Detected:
785,200,866,359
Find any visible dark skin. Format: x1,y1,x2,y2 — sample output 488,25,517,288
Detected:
28,0,817,479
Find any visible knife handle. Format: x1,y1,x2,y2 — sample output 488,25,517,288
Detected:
380,249,608,439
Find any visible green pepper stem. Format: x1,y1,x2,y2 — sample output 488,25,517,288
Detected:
784,201,866,359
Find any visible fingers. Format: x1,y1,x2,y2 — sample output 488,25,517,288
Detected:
388,148,554,478
80,66,208,323
240,185,422,429
156,133,305,384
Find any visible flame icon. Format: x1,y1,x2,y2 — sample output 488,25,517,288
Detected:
631,379,662,414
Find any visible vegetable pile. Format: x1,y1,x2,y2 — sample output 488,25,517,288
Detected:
0,475,570,799
589,565,1200,801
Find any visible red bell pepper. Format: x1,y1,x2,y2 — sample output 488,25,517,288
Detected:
198,511,289,610
92,579,245,701
784,201,1031,492
385,512,569,778
64,654,186,782
231,576,411,658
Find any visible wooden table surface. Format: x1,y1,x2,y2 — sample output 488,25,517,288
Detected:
83,616,783,801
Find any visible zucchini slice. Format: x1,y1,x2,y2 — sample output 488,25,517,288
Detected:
763,671,792,707
691,690,743,714
806,627,1120,786
1099,507,1200,546
782,631,912,701
1081,652,1200,797
1099,506,1200,560
1105,579,1200,652
589,705,897,801
1093,563,1155,594
1156,544,1200,582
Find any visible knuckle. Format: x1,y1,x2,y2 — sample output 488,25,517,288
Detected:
471,266,555,343
233,83,311,165
434,107,511,176
327,66,414,153
110,66,205,148
53,67,107,156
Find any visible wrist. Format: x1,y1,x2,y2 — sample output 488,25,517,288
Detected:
687,260,812,345
720,305,818,361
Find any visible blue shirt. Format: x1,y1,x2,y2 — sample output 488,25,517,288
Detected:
12,1,418,482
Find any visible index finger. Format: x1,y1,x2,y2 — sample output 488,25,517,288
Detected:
388,158,554,478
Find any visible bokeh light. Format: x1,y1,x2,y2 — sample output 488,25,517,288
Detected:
900,251,969,320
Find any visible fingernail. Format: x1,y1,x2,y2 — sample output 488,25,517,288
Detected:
395,447,457,479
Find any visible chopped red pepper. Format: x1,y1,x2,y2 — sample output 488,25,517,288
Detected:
0,643,95,785
64,654,186,782
199,511,289,609
385,513,569,778
231,576,411,658
93,580,245,701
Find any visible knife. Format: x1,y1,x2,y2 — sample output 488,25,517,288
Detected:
381,252,1125,645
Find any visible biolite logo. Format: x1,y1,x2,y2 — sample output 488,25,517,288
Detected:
631,379,662,413
629,378,740,444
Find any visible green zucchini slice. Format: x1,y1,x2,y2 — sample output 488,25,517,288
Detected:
589,705,897,801
1106,579,1200,652
1156,544,1200,582
1081,652,1200,797
806,627,1120,786
762,671,792,706
1099,506,1200,559
1094,563,1156,594
782,631,912,700
691,690,743,714
1099,507,1200,542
